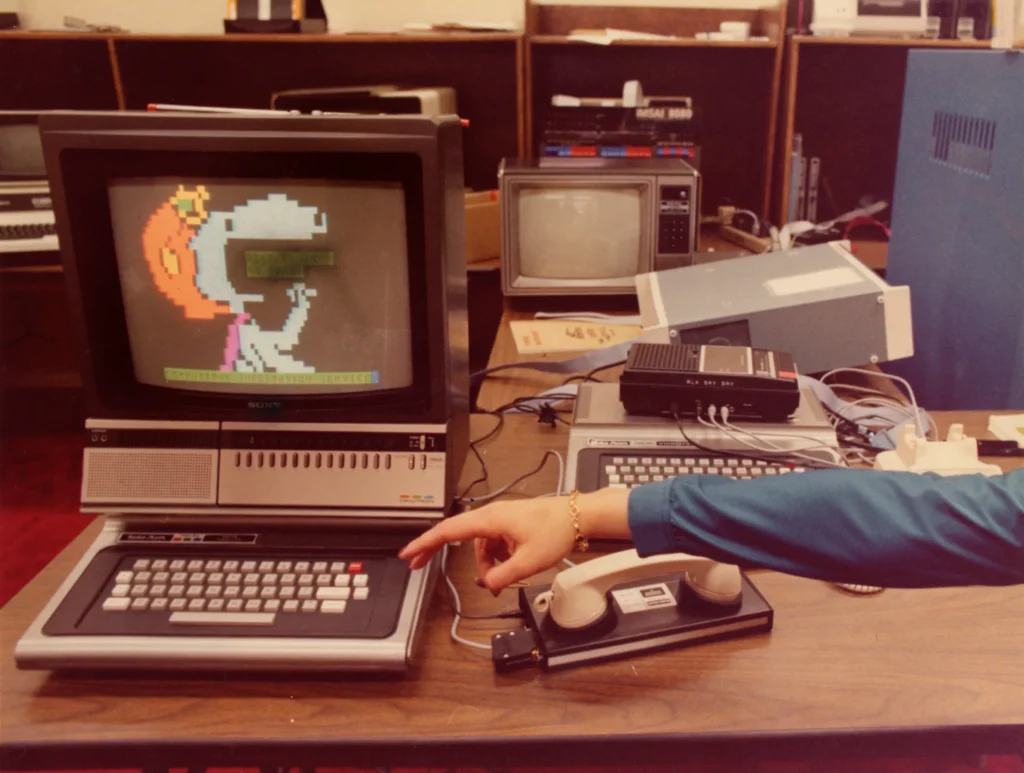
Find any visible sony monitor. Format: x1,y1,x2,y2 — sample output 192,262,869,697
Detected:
14,110,469,673
499,157,701,297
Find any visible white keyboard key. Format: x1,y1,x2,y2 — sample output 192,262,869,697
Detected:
169,598,187,611
316,575,332,586
224,586,241,598
103,597,131,611
168,585,185,598
634,466,647,474
726,459,740,467
638,475,651,483
610,483,627,488
334,574,351,587
313,561,328,573
245,599,262,612
623,475,636,483
208,599,225,612
262,574,278,585
330,562,346,573
151,598,169,611
134,571,152,583
111,584,130,598
678,467,690,474
171,572,188,584
153,571,170,583
152,559,168,571
276,561,293,573
170,559,186,571
655,457,668,465
242,586,259,599
321,600,347,614
189,572,205,584
116,571,134,584
620,465,632,473
294,561,310,573
226,573,242,585
353,587,369,601
133,559,150,570
131,598,150,611
353,574,369,588
641,457,653,465
188,599,205,611
684,458,696,465
264,599,281,612
208,572,224,585
205,586,222,598
779,468,791,474
204,560,222,571
795,467,807,473
604,465,617,474
283,600,300,612
692,467,705,474
280,573,296,585
260,586,276,599
130,585,147,598
706,468,720,475
241,561,257,572
612,457,624,464
653,475,665,482
302,600,319,612
243,573,260,585
223,560,240,572
279,586,296,599
608,475,621,484
627,457,639,465
170,611,275,626
150,585,167,597
298,587,314,599
751,467,764,476
649,466,661,474
298,573,314,586
670,458,682,466
317,587,351,600
187,560,203,571
766,468,778,475
258,561,274,572
226,599,244,612
741,459,754,467
186,586,203,598
664,467,676,475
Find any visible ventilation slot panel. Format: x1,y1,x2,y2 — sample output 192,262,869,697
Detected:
931,111,995,177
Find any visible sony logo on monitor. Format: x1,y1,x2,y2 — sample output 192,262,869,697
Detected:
247,400,284,413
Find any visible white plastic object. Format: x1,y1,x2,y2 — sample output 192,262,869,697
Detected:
719,21,751,39
873,424,1002,477
532,549,742,630
622,80,644,108
987,414,1024,448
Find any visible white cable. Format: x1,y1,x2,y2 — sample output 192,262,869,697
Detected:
443,545,491,652
819,367,925,438
701,408,844,468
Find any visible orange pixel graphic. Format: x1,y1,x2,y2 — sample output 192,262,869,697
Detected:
141,188,232,320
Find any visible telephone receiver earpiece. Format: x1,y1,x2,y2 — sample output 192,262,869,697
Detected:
534,549,743,630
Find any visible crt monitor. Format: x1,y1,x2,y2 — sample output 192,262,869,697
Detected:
0,111,46,181
42,110,469,515
499,157,701,297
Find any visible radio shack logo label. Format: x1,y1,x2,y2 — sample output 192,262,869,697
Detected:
611,582,678,614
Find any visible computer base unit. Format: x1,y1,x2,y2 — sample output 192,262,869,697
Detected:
492,573,772,672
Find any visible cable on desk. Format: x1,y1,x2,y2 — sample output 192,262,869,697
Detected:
673,412,837,470
558,358,626,387
463,450,565,505
456,412,505,503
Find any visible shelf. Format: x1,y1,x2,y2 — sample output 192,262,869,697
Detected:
793,35,992,48
0,30,523,44
530,34,777,48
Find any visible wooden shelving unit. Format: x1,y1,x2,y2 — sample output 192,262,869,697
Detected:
775,34,995,229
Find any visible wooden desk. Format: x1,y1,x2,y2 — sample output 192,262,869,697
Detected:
2,412,1023,769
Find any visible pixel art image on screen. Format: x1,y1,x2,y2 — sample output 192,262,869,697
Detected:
108,179,413,395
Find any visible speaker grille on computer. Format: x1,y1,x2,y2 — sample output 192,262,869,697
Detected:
627,343,700,372
82,449,218,504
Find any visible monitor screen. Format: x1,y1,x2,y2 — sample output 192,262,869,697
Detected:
108,178,413,395
517,187,641,280
0,121,45,179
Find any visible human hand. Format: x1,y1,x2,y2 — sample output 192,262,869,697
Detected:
398,488,631,594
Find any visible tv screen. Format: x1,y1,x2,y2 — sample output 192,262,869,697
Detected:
517,187,641,280
107,178,413,395
0,121,45,179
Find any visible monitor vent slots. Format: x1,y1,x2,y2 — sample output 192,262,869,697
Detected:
234,451,393,471
930,111,996,178
627,343,699,372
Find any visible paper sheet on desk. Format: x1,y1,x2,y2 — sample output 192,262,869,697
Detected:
510,319,641,354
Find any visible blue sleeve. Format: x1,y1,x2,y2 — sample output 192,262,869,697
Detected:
627,468,1024,588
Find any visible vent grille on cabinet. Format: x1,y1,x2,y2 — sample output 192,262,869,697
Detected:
931,111,995,177
83,450,217,503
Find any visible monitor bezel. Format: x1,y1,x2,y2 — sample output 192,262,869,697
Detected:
43,111,459,424
0,111,46,181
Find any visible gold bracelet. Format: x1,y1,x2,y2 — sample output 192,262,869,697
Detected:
568,490,589,553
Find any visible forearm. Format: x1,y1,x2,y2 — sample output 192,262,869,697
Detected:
627,469,1024,588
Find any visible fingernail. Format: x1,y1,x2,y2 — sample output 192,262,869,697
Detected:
474,577,485,588
491,588,500,598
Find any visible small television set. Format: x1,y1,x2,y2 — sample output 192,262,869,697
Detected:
0,111,58,265
0,111,46,181
42,110,468,516
499,157,701,297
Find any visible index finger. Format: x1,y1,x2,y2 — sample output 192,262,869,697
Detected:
398,510,504,567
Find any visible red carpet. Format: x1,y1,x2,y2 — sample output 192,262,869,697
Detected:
0,432,91,608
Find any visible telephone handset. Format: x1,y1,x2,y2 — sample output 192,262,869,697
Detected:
533,549,743,630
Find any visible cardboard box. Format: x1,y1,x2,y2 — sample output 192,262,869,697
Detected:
464,190,500,265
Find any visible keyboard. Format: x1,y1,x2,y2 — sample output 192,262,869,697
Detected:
0,222,56,241
599,453,809,489
44,547,412,639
